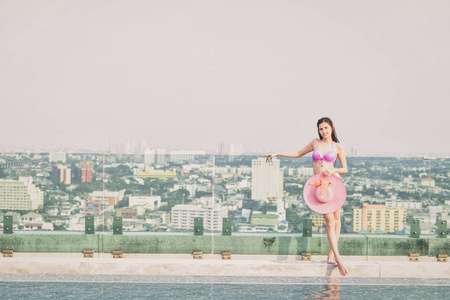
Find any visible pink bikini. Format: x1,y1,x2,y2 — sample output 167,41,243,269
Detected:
312,142,337,165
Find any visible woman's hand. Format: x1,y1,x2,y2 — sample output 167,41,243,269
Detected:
264,153,278,161
323,168,336,176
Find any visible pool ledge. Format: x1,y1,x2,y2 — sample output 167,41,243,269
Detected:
0,255,448,278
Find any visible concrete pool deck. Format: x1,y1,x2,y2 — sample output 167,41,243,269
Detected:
0,253,448,278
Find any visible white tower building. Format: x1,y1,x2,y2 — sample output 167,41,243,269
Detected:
144,148,167,165
251,157,283,201
171,204,228,231
0,177,44,210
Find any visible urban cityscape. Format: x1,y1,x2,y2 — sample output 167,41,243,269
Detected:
1,142,449,236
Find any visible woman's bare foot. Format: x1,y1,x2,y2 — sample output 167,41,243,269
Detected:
336,260,348,276
327,251,336,265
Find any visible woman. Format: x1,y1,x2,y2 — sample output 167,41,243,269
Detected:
265,117,348,276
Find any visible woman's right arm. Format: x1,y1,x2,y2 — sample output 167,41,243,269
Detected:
265,139,316,159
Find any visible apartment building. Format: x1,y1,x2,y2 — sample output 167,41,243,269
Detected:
144,148,166,165
171,204,228,231
80,160,94,183
353,203,407,233
52,163,71,185
0,177,44,210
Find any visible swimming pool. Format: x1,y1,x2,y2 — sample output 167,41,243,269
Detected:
1,274,449,299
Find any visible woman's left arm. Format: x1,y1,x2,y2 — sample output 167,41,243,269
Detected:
325,143,348,176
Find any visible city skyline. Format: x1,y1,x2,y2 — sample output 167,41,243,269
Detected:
1,1,450,157
0,138,447,158
1,151,448,235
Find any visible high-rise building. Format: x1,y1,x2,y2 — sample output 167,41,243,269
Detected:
350,147,359,157
52,163,71,185
229,143,243,155
80,160,94,183
171,204,228,231
218,142,226,155
0,177,44,210
124,139,147,154
251,157,283,201
107,137,115,153
108,137,122,154
169,150,206,162
296,167,314,177
353,203,407,233
144,148,166,165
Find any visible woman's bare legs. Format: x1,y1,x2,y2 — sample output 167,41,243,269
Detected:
323,213,348,276
327,210,341,264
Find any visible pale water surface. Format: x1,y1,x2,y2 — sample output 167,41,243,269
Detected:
1,275,449,299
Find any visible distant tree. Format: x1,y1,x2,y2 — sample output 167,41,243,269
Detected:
285,185,301,195
75,181,103,194
286,208,302,233
116,198,129,209
53,225,65,231
105,165,133,178
364,188,376,196
146,180,161,191
195,191,211,198
56,182,68,191
158,205,170,212
278,225,287,231
172,189,190,200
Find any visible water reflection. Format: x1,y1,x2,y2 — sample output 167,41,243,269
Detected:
304,277,341,299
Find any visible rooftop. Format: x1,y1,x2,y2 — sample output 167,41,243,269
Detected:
1,253,449,279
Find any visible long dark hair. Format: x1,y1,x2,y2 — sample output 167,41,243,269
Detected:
317,117,340,143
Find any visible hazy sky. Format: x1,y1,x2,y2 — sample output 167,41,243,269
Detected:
1,0,449,156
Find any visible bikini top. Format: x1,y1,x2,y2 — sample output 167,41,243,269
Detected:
312,142,337,164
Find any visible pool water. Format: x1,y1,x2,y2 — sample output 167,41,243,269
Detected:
1,275,449,299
